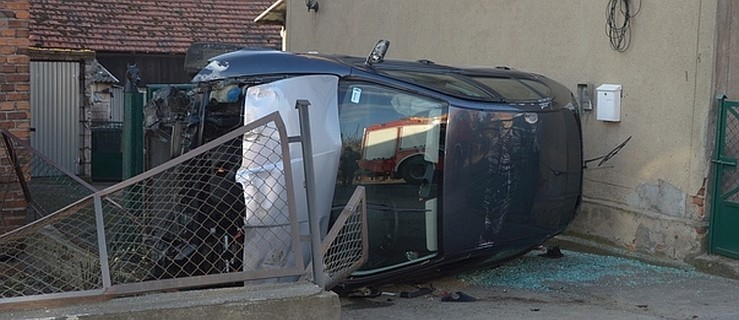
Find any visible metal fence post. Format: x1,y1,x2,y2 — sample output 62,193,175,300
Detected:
93,194,112,290
122,64,144,179
295,99,326,288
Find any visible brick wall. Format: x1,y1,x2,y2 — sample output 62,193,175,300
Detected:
0,0,30,233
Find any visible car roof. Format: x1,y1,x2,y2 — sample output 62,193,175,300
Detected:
192,49,551,102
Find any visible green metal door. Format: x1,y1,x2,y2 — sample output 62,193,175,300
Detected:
710,97,739,258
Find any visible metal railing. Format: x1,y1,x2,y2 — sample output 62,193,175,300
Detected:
0,112,307,305
320,186,368,290
0,105,370,307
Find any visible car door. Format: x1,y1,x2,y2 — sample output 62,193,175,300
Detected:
333,80,448,274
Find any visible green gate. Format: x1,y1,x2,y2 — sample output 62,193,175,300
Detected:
710,97,739,258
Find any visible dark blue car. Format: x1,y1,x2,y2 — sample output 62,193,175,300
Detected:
189,42,583,289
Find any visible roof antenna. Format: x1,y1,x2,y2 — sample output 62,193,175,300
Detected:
365,40,390,66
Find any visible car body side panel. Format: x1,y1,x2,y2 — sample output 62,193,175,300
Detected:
239,75,342,269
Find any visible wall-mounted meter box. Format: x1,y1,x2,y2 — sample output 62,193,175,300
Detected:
596,84,622,122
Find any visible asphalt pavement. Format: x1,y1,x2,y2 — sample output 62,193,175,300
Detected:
339,247,739,319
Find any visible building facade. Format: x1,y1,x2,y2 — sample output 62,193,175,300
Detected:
281,0,739,264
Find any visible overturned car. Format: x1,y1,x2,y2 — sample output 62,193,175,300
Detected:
162,41,583,289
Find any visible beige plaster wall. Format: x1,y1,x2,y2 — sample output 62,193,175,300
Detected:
286,0,719,261
715,1,739,98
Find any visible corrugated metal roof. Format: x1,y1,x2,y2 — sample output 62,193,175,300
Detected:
29,0,282,54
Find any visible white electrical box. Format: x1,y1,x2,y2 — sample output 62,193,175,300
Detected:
596,84,622,122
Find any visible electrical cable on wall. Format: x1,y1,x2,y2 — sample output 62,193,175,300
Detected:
605,0,641,52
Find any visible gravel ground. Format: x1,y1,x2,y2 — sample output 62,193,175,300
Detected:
340,249,739,319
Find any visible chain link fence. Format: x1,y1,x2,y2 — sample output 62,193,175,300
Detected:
321,186,368,290
0,110,369,306
0,133,97,225
0,113,314,304
721,104,739,202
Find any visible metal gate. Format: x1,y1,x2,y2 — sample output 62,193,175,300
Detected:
709,97,739,258
0,111,368,306
30,61,82,175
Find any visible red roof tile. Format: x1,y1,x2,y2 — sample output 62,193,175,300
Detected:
29,0,282,53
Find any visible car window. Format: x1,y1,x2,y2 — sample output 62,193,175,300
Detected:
472,77,547,101
332,81,448,274
381,70,495,100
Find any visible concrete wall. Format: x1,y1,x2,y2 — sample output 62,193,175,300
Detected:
0,0,30,233
715,1,739,98
285,0,720,262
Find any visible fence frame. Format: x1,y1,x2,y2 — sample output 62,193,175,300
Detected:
709,96,739,257
0,97,372,308
0,112,307,305
320,185,368,290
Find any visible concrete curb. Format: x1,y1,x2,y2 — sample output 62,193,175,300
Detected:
691,254,739,281
547,235,693,269
550,234,739,281
3,281,340,320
